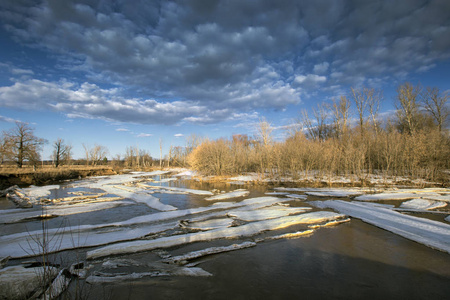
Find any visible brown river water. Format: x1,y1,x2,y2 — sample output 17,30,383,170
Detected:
1,175,449,299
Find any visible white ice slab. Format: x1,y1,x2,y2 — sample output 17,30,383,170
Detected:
147,185,213,195
0,197,286,259
23,185,60,201
86,267,212,283
0,201,133,224
446,215,450,223
354,191,443,201
228,206,312,222
312,200,450,254
305,191,362,198
180,218,234,230
104,185,177,211
285,194,308,200
162,241,256,264
400,199,447,210
87,211,345,259
205,189,249,201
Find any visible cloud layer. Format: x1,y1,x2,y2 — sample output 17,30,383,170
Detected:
1,0,449,125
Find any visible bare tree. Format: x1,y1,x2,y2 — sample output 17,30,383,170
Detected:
82,144,108,166
422,87,449,132
3,122,46,168
159,138,163,169
331,96,351,139
395,82,421,135
52,138,72,167
304,102,331,141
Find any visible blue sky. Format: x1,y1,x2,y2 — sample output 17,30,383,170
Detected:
0,0,449,159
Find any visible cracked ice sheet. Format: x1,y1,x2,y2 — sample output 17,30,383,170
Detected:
0,220,178,259
400,199,447,210
205,189,250,201
86,267,212,283
181,218,234,230
0,197,288,258
87,211,345,259
285,194,308,200
162,241,257,264
22,185,60,201
145,185,213,195
101,185,177,211
274,187,365,194
227,206,312,222
354,188,450,202
311,200,450,254
0,201,133,224
305,191,363,198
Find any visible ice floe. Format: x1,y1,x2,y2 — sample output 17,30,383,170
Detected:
0,197,296,259
179,218,235,230
86,267,212,283
147,185,213,195
23,185,60,201
205,189,249,201
227,206,312,222
162,241,256,265
86,211,345,259
399,199,447,210
354,188,450,202
305,191,362,198
0,201,133,224
285,194,308,200
311,200,450,254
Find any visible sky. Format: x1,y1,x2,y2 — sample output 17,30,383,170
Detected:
0,0,449,160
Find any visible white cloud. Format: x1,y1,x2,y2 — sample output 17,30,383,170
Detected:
115,128,129,132
174,133,184,137
294,74,327,87
137,133,153,138
0,114,20,123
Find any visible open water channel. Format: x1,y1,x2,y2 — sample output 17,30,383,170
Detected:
1,172,449,299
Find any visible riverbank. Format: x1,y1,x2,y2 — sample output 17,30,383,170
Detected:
0,165,118,188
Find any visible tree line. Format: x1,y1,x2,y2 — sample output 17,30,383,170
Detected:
0,123,197,169
188,83,450,183
1,82,448,183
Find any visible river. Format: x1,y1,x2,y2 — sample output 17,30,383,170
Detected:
1,172,449,299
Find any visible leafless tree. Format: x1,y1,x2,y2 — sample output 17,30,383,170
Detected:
3,122,46,168
395,82,421,135
82,144,108,166
422,87,449,132
52,138,72,167
331,96,351,139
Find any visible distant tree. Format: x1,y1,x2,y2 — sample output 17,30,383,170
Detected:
422,87,449,132
0,133,6,164
331,95,351,139
3,122,46,168
82,143,108,166
395,82,422,135
52,138,72,167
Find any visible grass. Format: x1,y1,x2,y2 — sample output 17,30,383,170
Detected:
0,165,118,187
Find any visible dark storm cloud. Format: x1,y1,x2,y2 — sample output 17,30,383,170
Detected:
0,0,449,124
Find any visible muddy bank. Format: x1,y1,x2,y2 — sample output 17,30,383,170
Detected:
0,167,117,188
